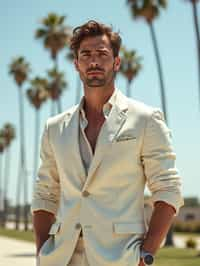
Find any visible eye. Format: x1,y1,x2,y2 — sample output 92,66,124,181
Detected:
80,53,90,59
99,52,108,57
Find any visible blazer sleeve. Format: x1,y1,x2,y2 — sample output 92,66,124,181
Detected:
141,109,184,214
31,121,60,215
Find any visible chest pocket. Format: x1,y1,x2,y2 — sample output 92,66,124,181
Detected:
111,136,138,154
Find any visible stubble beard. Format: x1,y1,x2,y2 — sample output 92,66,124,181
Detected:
85,77,106,87
82,67,117,89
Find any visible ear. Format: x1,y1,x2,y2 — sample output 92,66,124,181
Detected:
114,56,121,72
74,59,79,72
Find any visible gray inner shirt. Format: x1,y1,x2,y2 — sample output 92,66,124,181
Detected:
78,90,117,177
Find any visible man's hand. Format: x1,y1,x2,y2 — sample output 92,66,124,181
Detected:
142,201,175,254
138,258,145,266
33,210,55,255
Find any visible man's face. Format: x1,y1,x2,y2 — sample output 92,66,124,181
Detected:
75,35,120,88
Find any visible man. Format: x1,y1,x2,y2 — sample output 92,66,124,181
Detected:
32,20,184,266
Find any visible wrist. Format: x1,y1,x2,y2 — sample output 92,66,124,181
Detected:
140,248,154,265
141,237,156,255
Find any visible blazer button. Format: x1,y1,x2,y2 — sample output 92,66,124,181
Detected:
75,223,82,230
82,190,90,197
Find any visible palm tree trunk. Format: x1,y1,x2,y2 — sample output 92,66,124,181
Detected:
16,87,28,231
192,1,200,110
20,86,28,231
23,170,29,231
126,80,132,97
54,54,58,71
33,109,40,185
57,98,62,114
3,146,11,227
15,157,22,230
149,22,168,124
54,56,62,114
75,75,82,104
51,101,56,116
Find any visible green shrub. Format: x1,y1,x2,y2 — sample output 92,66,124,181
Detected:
174,221,200,233
185,238,197,249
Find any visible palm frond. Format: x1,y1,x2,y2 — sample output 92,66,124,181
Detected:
120,46,142,82
27,77,49,109
47,68,67,100
35,28,48,38
0,135,6,153
127,0,167,22
1,123,16,146
35,13,72,58
9,57,31,86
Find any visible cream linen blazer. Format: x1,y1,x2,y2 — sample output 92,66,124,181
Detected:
32,89,184,266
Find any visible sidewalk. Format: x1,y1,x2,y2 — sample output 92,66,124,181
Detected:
0,236,36,266
0,234,199,266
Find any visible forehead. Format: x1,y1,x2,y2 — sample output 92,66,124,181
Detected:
79,34,112,52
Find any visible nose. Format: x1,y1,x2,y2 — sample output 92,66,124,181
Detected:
89,61,99,69
89,54,100,68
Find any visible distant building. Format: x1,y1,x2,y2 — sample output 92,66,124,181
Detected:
175,206,200,222
175,197,200,222
144,196,200,223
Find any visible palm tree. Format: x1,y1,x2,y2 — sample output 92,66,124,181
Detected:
127,0,169,123
66,51,82,104
35,13,71,113
120,46,142,97
0,123,15,227
9,56,30,230
184,0,200,109
27,77,48,186
47,68,67,115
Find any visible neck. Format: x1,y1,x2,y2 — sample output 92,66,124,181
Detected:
83,84,115,115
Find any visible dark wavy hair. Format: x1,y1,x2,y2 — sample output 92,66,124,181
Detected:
70,20,122,59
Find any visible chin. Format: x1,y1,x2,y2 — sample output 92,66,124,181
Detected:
87,84,106,88
86,80,106,88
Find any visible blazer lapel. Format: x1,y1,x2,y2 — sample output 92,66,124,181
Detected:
82,90,129,190
62,106,87,186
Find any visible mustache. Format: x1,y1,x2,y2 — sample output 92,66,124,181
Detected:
87,67,104,73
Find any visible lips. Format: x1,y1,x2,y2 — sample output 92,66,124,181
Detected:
87,71,104,75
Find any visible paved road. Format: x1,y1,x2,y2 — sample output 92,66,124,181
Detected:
0,235,199,266
0,236,36,266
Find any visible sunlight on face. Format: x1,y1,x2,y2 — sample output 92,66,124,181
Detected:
75,35,120,88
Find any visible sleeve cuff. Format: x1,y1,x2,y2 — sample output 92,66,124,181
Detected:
151,191,184,215
31,199,58,215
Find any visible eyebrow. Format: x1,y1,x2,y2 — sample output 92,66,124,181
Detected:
97,48,109,53
80,48,109,54
80,49,90,54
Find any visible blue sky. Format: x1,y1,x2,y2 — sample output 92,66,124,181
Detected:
0,0,200,204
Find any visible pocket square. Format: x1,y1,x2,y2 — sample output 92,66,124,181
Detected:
116,135,137,142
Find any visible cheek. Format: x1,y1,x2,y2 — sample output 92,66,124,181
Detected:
76,63,86,74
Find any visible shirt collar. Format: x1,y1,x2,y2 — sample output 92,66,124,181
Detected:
79,89,117,120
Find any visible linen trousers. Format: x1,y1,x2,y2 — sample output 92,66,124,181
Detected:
67,237,90,266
